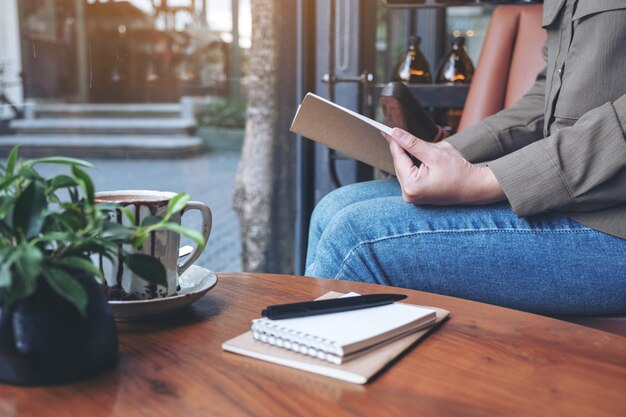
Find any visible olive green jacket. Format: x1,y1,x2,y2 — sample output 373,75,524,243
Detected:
447,0,626,240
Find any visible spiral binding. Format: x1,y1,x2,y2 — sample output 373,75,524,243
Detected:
251,318,344,365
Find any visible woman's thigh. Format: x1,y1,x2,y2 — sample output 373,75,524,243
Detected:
305,197,626,315
306,179,401,268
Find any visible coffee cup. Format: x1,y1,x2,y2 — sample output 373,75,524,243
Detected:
94,190,212,300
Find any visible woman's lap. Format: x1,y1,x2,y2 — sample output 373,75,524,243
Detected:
305,179,402,267
305,179,626,315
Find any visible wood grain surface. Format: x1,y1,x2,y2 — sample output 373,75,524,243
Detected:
1,272,625,417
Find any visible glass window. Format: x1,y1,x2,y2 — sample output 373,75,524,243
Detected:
1,0,251,272
376,5,494,83
446,5,494,65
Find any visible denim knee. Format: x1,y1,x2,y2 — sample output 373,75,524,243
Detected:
306,190,342,270
307,202,377,279
306,180,404,273
310,179,402,237
309,189,344,239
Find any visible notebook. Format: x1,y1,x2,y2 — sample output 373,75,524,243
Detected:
250,294,436,364
289,93,396,174
223,292,450,384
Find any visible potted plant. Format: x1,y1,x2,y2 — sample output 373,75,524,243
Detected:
196,99,246,151
0,146,201,386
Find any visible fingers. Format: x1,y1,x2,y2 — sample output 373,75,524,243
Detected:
389,128,435,164
384,132,420,202
385,133,414,173
385,129,434,204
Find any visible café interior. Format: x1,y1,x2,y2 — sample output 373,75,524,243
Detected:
0,0,624,415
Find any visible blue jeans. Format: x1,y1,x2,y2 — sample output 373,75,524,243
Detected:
305,179,626,315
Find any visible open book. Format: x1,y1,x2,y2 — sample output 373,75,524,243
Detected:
223,292,449,384
290,93,396,174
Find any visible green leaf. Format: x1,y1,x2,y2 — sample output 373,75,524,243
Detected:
0,175,17,192
0,262,10,288
0,218,14,238
159,222,206,249
0,247,18,288
130,234,149,248
13,181,47,237
0,195,13,216
125,253,167,287
96,202,120,212
117,205,136,224
167,193,190,215
69,187,80,203
83,239,119,254
94,251,115,264
49,174,79,191
58,256,104,281
42,267,88,317
5,145,19,176
19,165,41,181
140,215,163,228
0,247,12,263
28,156,93,168
3,270,36,307
1,247,36,302
98,203,136,225
71,165,95,204
56,209,82,230
15,245,43,285
100,222,135,240
35,231,71,242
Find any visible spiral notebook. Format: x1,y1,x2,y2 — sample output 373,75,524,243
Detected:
250,294,436,364
223,292,449,384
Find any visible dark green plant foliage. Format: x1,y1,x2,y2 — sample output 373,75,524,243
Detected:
197,99,246,129
0,146,206,316
14,182,46,238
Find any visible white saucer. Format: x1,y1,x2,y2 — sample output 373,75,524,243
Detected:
109,265,218,321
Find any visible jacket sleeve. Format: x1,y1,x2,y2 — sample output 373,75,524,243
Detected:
446,48,547,163
488,94,626,216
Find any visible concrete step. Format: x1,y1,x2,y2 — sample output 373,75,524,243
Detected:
29,103,183,119
10,118,196,135
0,134,204,159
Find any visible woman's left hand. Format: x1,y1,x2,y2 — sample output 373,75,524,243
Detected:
385,128,506,205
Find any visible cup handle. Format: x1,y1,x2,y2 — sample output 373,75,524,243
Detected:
177,201,212,275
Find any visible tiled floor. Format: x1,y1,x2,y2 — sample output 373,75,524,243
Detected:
34,151,242,272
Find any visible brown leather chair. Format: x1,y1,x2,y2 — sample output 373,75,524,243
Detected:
380,4,546,138
457,4,545,131
381,4,626,338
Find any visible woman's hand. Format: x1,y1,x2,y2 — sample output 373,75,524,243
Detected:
385,128,506,205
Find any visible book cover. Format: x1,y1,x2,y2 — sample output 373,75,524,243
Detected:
290,93,396,174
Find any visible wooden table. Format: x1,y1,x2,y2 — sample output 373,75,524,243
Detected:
1,272,625,417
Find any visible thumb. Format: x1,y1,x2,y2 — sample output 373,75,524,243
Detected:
389,128,435,163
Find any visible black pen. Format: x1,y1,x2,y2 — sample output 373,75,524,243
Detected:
261,293,407,320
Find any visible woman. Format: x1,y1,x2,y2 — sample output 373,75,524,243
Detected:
305,0,626,315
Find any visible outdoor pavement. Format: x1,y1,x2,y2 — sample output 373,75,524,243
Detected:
34,150,242,273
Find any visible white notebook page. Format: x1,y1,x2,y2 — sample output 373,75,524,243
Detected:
253,302,435,348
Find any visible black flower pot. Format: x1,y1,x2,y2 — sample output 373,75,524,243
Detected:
0,273,118,386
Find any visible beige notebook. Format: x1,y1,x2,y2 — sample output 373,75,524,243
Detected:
223,292,450,384
290,93,396,174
